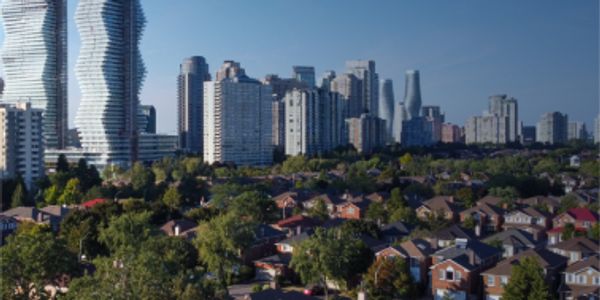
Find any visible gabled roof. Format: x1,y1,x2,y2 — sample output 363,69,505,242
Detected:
375,245,407,258
381,221,413,238
1,206,39,220
520,206,549,219
432,224,475,241
433,238,502,269
400,238,435,257
254,224,286,241
358,234,387,251
275,231,313,246
562,207,599,223
482,248,567,276
519,195,560,207
39,205,71,217
565,255,600,273
461,202,504,217
421,196,458,212
276,215,319,228
254,253,292,266
477,195,503,207
483,228,537,248
549,237,599,253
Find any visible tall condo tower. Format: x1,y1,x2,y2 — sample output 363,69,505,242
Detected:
292,66,316,88
404,70,422,120
178,56,211,153
346,60,379,115
1,0,68,149
74,0,146,167
378,79,395,141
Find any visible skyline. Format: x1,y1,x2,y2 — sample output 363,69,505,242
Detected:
0,0,598,134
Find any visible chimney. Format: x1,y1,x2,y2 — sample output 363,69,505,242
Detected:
475,224,481,237
467,250,476,266
296,225,301,236
174,225,180,236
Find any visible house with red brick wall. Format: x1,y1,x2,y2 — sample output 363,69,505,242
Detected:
481,248,567,300
430,238,502,300
459,203,505,235
559,255,600,300
416,196,460,222
375,238,436,285
553,208,598,230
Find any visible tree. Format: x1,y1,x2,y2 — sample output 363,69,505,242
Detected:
503,257,550,300
366,202,386,225
10,182,27,208
463,216,476,230
194,213,255,296
281,155,308,174
399,153,413,168
99,212,155,256
290,228,372,298
130,162,155,193
162,186,183,211
589,223,600,240
455,187,475,208
308,198,329,221
561,223,576,241
56,154,70,173
363,258,414,300
489,186,518,209
0,224,78,299
558,194,579,213
229,191,277,223
58,178,84,205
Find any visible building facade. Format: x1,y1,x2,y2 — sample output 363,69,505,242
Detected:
178,56,211,153
292,66,316,87
346,114,386,153
331,73,362,119
378,79,395,142
139,105,156,134
422,105,445,143
263,75,307,150
520,125,536,145
284,89,320,156
488,95,519,142
74,0,146,168
1,0,68,149
346,60,378,115
204,61,273,166
465,115,509,144
0,103,44,188
567,121,587,141
441,123,462,143
404,70,422,120
536,112,568,144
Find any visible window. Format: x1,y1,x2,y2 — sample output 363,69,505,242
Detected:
566,274,574,284
488,275,495,286
501,276,508,285
455,271,461,281
446,270,454,281
593,276,600,286
570,252,579,262
410,257,420,268
439,269,445,280
578,275,586,284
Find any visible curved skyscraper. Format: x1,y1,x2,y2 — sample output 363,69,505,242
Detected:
378,79,395,141
74,0,146,167
404,70,421,120
178,56,210,153
1,0,68,149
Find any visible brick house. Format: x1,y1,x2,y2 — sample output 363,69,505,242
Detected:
503,206,551,241
430,238,502,300
375,238,436,285
273,215,319,236
481,248,568,300
483,228,538,258
518,196,560,214
459,203,505,235
548,237,600,264
559,255,600,300
242,224,287,264
416,196,459,222
337,199,372,220
553,208,599,230
303,193,342,215
429,224,475,248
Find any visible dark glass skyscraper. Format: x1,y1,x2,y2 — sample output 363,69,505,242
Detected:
178,56,210,153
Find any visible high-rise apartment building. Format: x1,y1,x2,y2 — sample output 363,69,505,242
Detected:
422,105,444,143
488,95,519,142
404,70,422,120
285,89,320,156
331,73,362,119
1,0,68,149
263,74,307,150
536,112,568,144
465,115,509,144
392,102,408,143
346,114,386,154
520,125,536,145
346,60,378,115
318,87,346,151
0,77,4,97
441,123,462,143
567,121,587,141
378,79,395,142
0,103,44,188
292,66,316,88
139,105,156,134
178,56,211,153
74,0,146,168
204,61,273,166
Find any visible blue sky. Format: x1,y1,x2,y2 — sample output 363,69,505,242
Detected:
1,0,598,134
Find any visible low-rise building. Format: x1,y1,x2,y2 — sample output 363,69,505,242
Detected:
559,255,600,300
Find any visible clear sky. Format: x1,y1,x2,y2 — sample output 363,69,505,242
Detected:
0,0,598,134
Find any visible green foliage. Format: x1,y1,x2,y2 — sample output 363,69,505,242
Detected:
403,183,434,199
308,197,330,221
162,186,183,211
281,155,309,174
56,154,70,173
463,216,476,230
338,219,381,239
10,182,27,208
194,213,256,295
561,223,577,241
130,162,156,193
363,258,415,300
58,178,84,205
229,191,277,223
589,223,600,240
532,157,561,175
99,212,155,256
489,186,518,209
503,257,550,300
0,223,78,299
366,202,386,224
290,228,372,295
455,187,475,208
558,194,580,213
60,208,108,259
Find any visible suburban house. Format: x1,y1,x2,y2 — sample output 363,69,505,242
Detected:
559,255,600,300
242,224,287,264
303,193,342,215
381,221,414,243
459,203,505,235
159,219,198,240
0,206,70,231
375,238,436,284
518,195,561,214
476,196,504,208
274,231,312,254
481,248,568,300
253,253,292,281
0,215,17,245
553,208,599,230
272,191,312,214
503,206,551,241
429,225,475,248
272,215,319,236
483,228,538,258
548,237,600,264
430,238,502,300
416,196,460,222
337,199,372,220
